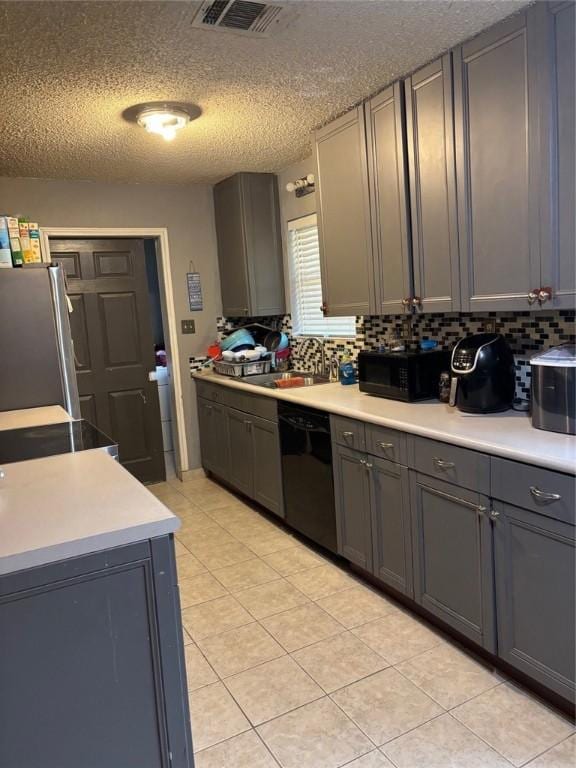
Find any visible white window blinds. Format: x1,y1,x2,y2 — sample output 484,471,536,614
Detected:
288,215,355,338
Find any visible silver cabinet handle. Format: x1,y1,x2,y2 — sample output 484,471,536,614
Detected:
205,404,213,411
342,431,354,440
244,420,252,431
378,441,394,450
359,458,367,466
433,457,455,470
527,289,540,304
489,509,500,520
365,462,373,470
530,486,561,502
538,287,552,304
425,484,486,514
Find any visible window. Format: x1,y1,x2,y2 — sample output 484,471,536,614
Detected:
287,215,356,338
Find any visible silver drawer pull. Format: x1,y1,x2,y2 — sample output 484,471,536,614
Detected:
433,457,455,470
378,441,394,450
359,458,367,466
426,484,486,514
342,431,354,439
530,486,561,503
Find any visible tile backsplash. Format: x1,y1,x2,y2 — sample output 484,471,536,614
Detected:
192,310,575,403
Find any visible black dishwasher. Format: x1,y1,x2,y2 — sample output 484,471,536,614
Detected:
278,402,337,554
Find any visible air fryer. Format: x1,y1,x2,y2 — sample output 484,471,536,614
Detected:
449,333,515,414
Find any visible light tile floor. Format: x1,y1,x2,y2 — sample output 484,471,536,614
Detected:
151,475,575,768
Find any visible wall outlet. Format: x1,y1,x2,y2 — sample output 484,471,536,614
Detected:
181,319,196,334
483,318,497,334
401,317,412,338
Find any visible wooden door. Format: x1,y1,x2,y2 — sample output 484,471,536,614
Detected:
333,444,372,571
365,83,413,315
197,398,229,480
410,472,495,650
314,107,374,316
370,458,413,597
49,239,165,484
493,501,575,701
454,11,543,311
405,55,460,313
225,407,254,499
251,415,284,517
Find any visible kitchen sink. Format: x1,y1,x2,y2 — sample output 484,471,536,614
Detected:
238,371,331,389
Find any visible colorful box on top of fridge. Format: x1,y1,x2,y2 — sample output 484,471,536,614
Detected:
0,217,13,268
28,223,42,263
6,216,23,266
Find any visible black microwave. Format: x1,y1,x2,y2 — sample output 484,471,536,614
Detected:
358,349,450,402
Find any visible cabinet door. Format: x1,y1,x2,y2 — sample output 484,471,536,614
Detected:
454,12,542,311
405,55,460,313
251,415,284,518
411,473,495,650
213,175,251,317
370,459,413,597
241,174,286,316
365,84,412,315
226,407,254,498
493,501,575,701
197,397,229,479
333,444,372,570
314,107,374,316
541,2,576,310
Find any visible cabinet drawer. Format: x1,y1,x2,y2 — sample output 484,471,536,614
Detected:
366,424,407,465
195,379,224,403
411,436,490,494
222,388,278,422
332,416,366,452
492,457,575,525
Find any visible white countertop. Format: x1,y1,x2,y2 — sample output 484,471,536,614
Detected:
0,405,72,431
194,372,576,475
0,450,179,576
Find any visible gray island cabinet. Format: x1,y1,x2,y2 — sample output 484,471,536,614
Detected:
0,450,193,768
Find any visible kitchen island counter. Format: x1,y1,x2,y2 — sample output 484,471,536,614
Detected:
0,448,178,575
194,371,576,475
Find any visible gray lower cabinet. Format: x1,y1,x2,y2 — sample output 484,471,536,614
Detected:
493,501,575,701
226,406,255,499
197,397,229,478
370,458,413,597
213,173,285,317
454,10,542,312
333,444,372,570
251,414,284,518
405,54,460,313
410,472,495,651
365,83,412,315
0,538,193,768
314,107,374,316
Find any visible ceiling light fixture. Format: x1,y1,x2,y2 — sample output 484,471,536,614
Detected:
123,102,202,142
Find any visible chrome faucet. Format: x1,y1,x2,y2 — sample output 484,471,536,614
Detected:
301,337,326,377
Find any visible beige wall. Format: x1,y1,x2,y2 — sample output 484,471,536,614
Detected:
0,176,220,471
277,157,317,313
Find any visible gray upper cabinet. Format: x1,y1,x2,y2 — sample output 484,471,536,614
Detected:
214,173,285,317
540,1,576,310
314,107,374,316
370,457,413,597
411,472,495,650
405,55,460,313
454,11,542,311
365,84,412,315
493,501,575,701
333,443,373,571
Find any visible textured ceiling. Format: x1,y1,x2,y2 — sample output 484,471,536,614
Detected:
0,0,530,184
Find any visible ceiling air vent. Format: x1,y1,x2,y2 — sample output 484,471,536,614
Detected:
191,0,296,37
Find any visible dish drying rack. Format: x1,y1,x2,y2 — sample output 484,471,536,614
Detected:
213,359,272,378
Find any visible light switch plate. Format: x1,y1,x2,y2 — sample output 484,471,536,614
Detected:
483,318,496,334
181,319,196,334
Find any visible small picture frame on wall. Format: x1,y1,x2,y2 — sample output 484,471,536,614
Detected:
187,272,203,311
